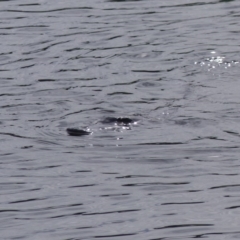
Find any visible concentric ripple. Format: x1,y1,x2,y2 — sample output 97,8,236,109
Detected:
1,0,240,240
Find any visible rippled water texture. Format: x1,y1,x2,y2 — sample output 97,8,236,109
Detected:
1,0,240,239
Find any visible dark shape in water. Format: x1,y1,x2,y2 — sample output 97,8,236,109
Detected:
100,117,135,125
66,128,92,136
66,117,136,136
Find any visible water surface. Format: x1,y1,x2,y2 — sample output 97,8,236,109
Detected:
1,0,240,239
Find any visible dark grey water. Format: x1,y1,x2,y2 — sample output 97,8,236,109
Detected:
1,0,240,239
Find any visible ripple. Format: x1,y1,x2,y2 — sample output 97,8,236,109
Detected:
1,0,240,239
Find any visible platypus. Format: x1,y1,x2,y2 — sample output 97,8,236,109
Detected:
66,117,137,136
